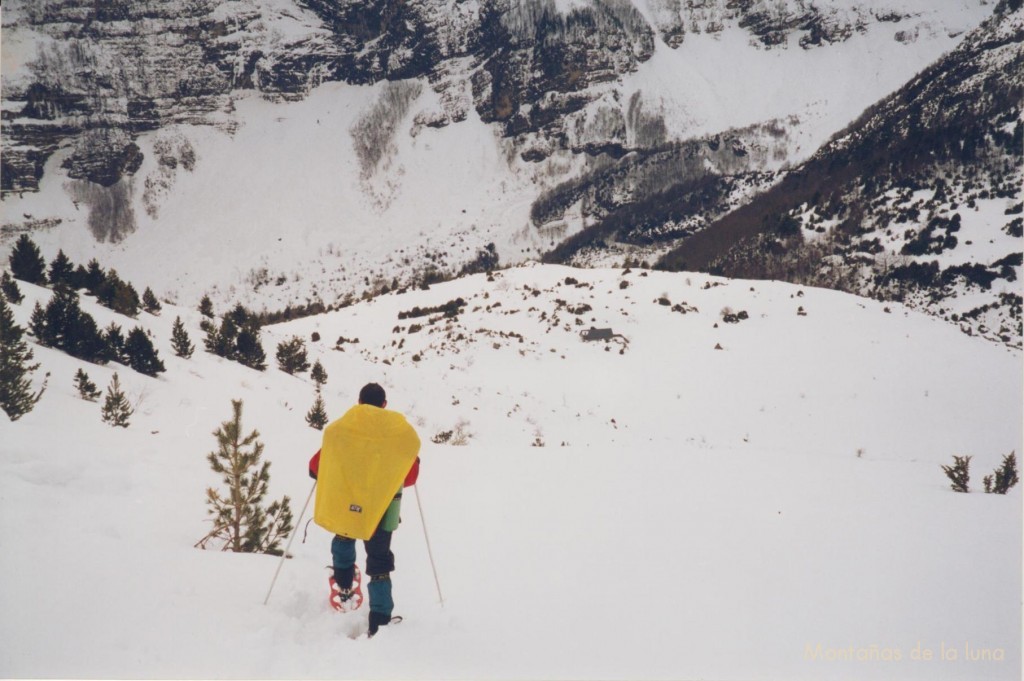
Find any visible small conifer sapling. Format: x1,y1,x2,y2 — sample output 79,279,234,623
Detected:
198,295,215,319
306,389,328,430
171,317,195,358
941,455,972,493
311,360,328,389
276,336,310,374
142,287,162,315
74,368,102,401
983,452,1019,494
101,373,133,427
196,399,294,554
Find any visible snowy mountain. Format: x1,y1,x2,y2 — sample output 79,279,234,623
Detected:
0,0,1002,320
656,4,1023,348
2,263,1021,678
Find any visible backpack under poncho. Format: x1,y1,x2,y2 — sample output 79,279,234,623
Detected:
314,404,420,540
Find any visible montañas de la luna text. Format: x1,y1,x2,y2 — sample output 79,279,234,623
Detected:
804,641,1006,663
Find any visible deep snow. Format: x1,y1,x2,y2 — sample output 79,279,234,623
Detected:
1,264,1020,680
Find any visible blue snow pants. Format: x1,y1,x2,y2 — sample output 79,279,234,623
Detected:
331,527,395,616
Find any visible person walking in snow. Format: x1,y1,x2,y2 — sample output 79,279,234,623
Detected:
308,382,421,637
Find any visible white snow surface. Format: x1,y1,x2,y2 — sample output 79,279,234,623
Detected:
2,264,1021,680
627,15,971,153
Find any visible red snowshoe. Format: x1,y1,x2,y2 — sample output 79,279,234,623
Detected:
328,564,364,612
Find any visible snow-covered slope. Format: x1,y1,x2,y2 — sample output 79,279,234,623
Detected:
621,0,983,151
4,82,537,312
2,264,1020,679
657,6,1023,348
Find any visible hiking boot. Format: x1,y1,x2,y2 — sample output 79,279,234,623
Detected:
368,611,401,637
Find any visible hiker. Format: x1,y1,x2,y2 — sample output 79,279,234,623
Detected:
308,382,421,636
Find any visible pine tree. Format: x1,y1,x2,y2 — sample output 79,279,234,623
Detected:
204,316,238,359
74,368,102,401
941,455,972,493
48,250,75,289
124,327,166,376
28,302,46,341
70,264,89,291
142,287,162,315
196,400,294,554
198,294,214,319
9,234,47,284
984,452,1020,494
276,336,310,374
36,288,106,361
83,259,106,295
1,271,24,304
96,270,119,309
306,389,328,430
103,322,127,364
227,303,250,328
201,309,265,371
311,360,328,389
67,310,108,364
101,373,133,427
41,287,73,348
236,325,267,371
101,271,141,317
0,296,44,420
171,317,195,358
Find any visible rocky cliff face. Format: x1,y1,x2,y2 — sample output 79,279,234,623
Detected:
1,0,657,189
646,0,882,48
2,0,985,195
1,0,325,193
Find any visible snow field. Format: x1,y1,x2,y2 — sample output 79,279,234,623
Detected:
1,264,1020,679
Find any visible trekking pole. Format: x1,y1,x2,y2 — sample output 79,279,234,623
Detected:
414,484,444,607
263,480,317,606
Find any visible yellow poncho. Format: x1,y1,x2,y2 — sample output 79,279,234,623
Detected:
313,404,421,540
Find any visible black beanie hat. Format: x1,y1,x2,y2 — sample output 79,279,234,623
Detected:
358,382,386,408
